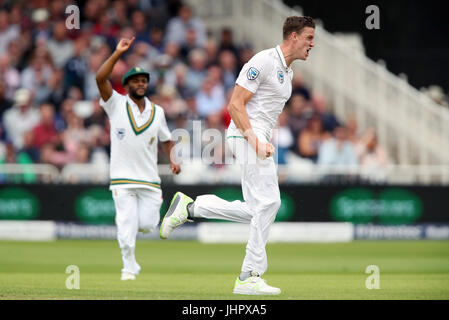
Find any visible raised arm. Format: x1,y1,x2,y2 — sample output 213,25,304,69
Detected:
227,84,275,159
96,37,135,102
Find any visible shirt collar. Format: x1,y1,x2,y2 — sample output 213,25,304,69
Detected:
275,45,292,72
126,95,150,114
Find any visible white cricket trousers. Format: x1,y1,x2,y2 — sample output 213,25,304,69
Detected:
194,135,281,276
112,187,163,274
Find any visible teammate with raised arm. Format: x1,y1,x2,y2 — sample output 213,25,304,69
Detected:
160,16,315,294
96,37,180,281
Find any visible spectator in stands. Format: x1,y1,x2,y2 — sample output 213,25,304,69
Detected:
84,53,105,100
47,0,66,23
47,20,75,69
48,111,90,167
158,84,188,121
318,126,358,166
317,125,359,183
30,8,51,42
131,10,150,43
204,37,219,65
64,37,88,94
297,114,330,163
237,43,254,69
218,50,238,91
218,27,240,62
205,110,226,132
151,53,175,91
207,64,226,99
0,82,13,121
221,87,233,128
287,93,312,141
93,9,120,39
2,88,40,150
164,3,207,47
291,72,311,101
129,41,159,75
88,124,110,165
0,141,36,183
164,63,190,98
0,54,21,99
31,103,60,150
0,123,6,155
273,109,294,165
185,48,208,93
346,115,359,144
19,131,40,164
20,49,54,104
184,90,200,122
45,68,65,107
311,92,340,133
74,142,91,164
85,99,107,129
0,9,20,55
8,3,24,28
180,28,201,62
356,127,389,182
164,41,183,67
195,76,225,118
82,0,104,25
148,26,165,53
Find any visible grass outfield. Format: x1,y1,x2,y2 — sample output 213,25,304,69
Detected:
0,240,448,300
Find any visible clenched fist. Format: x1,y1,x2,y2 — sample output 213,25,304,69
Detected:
256,140,276,160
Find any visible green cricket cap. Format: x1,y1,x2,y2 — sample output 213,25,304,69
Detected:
121,67,150,86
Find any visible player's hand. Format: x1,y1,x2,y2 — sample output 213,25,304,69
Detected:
115,37,135,54
170,163,181,175
255,140,275,159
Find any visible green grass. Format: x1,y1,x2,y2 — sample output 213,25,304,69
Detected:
0,240,448,300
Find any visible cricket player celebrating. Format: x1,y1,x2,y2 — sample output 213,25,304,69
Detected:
160,16,315,294
96,37,180,281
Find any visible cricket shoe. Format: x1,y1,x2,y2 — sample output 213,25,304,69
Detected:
121,272,136,281
233,274,281,295
160,191,193,239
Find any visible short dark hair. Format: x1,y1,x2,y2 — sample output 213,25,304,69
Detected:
283,16,315,39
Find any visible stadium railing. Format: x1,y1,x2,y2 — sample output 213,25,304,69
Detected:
186,0,449,166
0,163,60,183
1,163,448,185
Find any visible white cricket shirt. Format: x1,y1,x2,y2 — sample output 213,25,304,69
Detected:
228,45,293,142
100,90,172,190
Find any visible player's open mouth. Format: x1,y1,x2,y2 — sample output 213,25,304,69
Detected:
306,48,311,57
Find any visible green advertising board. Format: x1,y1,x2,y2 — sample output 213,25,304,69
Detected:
0,187,40,220
330,187,422,224
75,188,116,224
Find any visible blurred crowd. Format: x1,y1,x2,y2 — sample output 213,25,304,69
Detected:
0,0,389,183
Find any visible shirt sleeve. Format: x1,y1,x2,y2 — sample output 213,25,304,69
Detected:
235,51,270,94
99,89,122,116
157,107,172,142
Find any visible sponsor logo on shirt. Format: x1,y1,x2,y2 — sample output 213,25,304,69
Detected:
247,67,260,80
277,70,284,84
116,128,126,140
